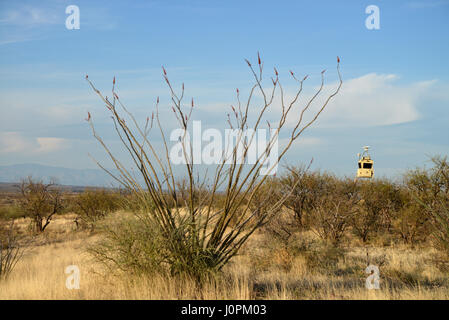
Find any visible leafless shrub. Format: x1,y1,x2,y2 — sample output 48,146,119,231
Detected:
253,178,294,245
393,190,430,245
86,54,342,278
0,221,25,280
411,156,449,255
18,177,63,233
309,177,358,246
275,162,327,228
351,179,401,243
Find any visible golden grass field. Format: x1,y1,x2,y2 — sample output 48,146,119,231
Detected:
1,213,448,300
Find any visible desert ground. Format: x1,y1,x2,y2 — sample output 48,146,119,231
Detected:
1,211,448,300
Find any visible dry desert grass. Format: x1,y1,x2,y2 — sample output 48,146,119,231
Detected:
1,214,448,300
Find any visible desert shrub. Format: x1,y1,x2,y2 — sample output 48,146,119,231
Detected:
392,188,430,245
85,54,342,279
0,205,25,221
278,166,334,228
406,156,448,204
74,189,121,231
262,207,297,247
308,177,357,246
115,189,150,212
251,178,291,243
0,221,25,280
430,202,449,256
409,156,449,255
18,177,63,233
351,179,402,243
89,213,167,275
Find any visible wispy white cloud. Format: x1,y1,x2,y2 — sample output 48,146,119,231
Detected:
0,4,61,46
276,73,437,128
0,87,92,132
35,137,67,153
0,37,34,46
0,132,68,154
0,5,60,26
319,73,428,127
0,3,119,46
0,132,29,153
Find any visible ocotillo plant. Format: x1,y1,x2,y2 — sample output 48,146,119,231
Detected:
86,54,342,278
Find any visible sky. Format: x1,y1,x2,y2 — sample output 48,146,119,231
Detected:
0,0,448,183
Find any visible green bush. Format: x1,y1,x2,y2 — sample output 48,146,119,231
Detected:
74,189,121,231
89,213,167,275
0,205,25,220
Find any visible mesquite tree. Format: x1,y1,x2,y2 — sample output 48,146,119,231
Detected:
19,177,63,233
86,54,342,278
411,156,449,255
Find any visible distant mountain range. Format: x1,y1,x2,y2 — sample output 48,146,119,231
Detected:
0,163,118,187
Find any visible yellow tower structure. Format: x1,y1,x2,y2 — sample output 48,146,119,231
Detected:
356,146,374,179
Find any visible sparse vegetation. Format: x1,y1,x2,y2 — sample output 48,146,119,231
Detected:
73,189,121,231
0,205,25,221
0,221,25,281
308,177,357,246
410,156,449,255
0,216,448,299
0,156,447,298
18,177,63,233
0,53,446,298
84,54,343,280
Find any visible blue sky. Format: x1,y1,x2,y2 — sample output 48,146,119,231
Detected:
0,0,448,182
